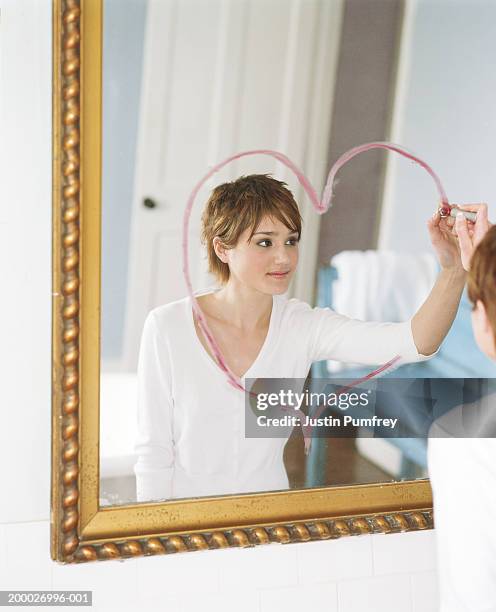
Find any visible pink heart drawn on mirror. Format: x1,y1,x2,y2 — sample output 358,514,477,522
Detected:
182,142,450,451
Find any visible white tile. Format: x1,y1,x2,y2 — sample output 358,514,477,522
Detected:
338,574,413,612
0,0,51,525
411,571,439,612
0,525,7,588
143,599,183,612
0,226,51,524
372,531,437,575
52,554,138,610
296,535,373,584
0,0,51,527
0,2,52,229
219,542,298,590
260,582,338,612
2,522,52,591
136,547,220,604
180,590,261,612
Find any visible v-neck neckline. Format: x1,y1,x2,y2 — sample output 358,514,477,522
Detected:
187,289,278,381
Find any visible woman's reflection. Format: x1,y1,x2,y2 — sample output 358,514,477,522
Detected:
134,173,469,502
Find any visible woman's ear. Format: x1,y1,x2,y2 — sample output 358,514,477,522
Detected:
212,237,229,264
476,300,491,332
475,300,496,359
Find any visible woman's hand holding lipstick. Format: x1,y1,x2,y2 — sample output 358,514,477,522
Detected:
428,207,466,272
453,203,492,271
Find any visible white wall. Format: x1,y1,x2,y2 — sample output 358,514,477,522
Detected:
0,2,439,611
102,0,147,361
380,0,496,252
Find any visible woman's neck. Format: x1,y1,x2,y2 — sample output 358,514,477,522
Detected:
209,282,273,333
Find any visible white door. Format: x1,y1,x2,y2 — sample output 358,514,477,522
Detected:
122,0,344,371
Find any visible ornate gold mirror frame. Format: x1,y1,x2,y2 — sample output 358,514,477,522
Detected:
50,0,433,564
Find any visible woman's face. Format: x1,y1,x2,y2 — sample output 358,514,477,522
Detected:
218,215,299,295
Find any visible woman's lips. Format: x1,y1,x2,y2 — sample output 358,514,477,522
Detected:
267,271,290,279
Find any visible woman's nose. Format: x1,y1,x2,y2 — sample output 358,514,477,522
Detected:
273,245,291,264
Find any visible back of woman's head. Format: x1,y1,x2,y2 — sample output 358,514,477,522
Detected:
467,224,496,344
201,174,302,284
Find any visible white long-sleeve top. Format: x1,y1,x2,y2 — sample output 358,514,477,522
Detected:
134,289,434,502
429,438,496,612
428,393,496,612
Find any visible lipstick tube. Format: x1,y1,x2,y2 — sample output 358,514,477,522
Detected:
438,205,477,223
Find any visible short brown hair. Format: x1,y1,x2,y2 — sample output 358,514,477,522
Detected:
200,174,302,284
467,224,496,343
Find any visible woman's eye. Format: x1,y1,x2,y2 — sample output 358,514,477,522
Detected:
257,238,299,247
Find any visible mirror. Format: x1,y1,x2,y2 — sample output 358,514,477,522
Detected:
51,0,495,564
98,0,496,507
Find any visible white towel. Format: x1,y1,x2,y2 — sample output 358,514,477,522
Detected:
327,250,438,371
331,250,438,321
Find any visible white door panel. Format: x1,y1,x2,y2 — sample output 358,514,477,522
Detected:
122,0,344,370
